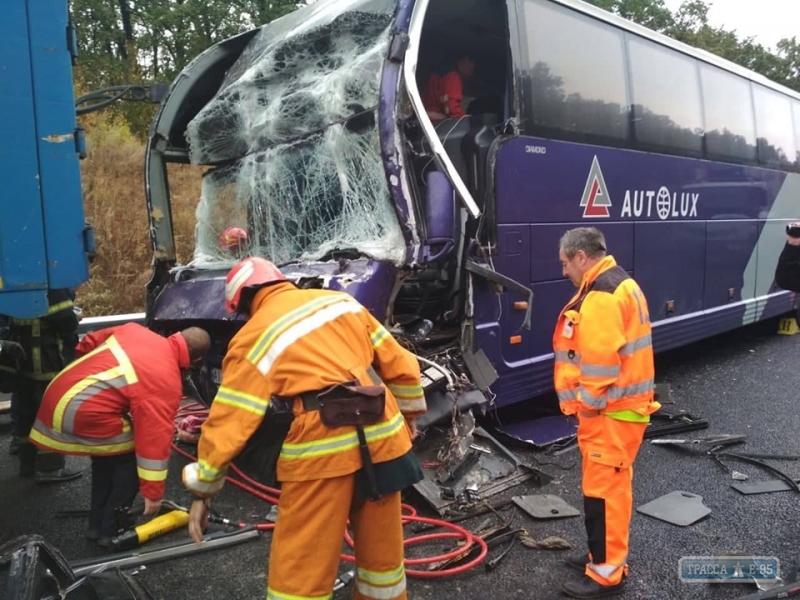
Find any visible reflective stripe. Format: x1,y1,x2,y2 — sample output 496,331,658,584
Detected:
607,379,654,399
580,364,621,378
280,412,406,460
619,334,652,356
605,409,650,423
386,382,423,399
370,325,391,349
53,336,137,433
397,397,427,412
579,386,607,409
554,350,580,363
48,300,74,314
29,419,135,454
137,457,170,470
385,372,425,411
253,299,363,376
588,560,625,580
215,385,269,416
356,564,406,600
557,388,579,403
62,375,128,433
248,296,348,365
137,456,169,481
198,458,227,483
266,587,331,600
137,466,168,482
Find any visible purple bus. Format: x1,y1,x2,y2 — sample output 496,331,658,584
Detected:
143,0,800,411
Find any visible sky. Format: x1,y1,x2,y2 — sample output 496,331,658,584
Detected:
663,0,800,51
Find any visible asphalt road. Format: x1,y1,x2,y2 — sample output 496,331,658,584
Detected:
2,316,800,600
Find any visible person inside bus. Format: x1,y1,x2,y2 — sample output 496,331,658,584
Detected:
422,54,475,122
553,227,660,599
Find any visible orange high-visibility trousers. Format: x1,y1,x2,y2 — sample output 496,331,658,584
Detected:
266,472,407,600
577,411,648,587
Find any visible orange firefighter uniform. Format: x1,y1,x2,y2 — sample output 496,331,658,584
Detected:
29,322,192,501
553,255,660,587
183,282,426,600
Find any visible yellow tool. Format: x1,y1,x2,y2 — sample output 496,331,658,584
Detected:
111,510,190,551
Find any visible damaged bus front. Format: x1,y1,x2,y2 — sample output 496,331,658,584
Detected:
144,0,514,418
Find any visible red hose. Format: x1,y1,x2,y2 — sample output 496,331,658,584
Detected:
170,443,489,577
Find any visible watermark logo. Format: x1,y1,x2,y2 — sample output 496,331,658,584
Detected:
680,556,780,584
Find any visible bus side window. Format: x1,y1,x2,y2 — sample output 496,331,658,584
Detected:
519,0,630,146
700,64,758,165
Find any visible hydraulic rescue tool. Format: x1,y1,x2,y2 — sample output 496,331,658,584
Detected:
111,509,191,551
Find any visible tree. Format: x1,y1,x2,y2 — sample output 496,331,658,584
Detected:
71,0,305,137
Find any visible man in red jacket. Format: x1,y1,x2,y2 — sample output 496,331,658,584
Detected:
29,322,211,545
422,54,475,121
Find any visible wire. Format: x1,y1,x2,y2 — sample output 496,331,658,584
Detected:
415,354,456,390
169,443,490,578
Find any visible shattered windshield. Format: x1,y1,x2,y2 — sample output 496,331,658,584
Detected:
185,0,405,268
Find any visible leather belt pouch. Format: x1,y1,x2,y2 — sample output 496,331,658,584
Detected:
316,380,385,428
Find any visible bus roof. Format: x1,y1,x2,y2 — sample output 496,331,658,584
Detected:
553,0,800,103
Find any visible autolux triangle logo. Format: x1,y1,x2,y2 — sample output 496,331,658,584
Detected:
580,155,611,218
679,556,780,583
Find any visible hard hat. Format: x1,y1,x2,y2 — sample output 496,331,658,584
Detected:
220,227,249,250
224,257,286,314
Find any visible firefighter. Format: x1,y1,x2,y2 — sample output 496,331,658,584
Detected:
10,288,83,482
28,322,211,545
183,257,426,600
553,227,660,599
422,54,475,121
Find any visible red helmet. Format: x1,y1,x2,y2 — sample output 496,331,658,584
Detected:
220,227,249,250
224,257,286,314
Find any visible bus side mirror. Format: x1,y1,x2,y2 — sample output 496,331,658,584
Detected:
423,171,456,263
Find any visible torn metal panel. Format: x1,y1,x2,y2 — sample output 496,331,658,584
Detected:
495,415,578,449
512,495,580,520
415,388,488,432
637,491,711,526
411,412,552,516
732,479,800,495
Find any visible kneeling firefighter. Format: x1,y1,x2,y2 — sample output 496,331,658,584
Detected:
183,257,428,600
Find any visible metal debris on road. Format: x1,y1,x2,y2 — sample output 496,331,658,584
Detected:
636,491,712,527
511,494,580,520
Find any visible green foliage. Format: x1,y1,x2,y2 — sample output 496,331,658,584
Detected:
70,0,306,138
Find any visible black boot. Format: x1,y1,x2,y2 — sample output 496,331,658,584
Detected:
18,443,37,477
561,575,626,599
565,551,590,572
34,451,83,483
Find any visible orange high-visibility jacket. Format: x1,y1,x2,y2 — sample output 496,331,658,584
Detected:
553,256,660,418
29,323,191,500
192,282,426,490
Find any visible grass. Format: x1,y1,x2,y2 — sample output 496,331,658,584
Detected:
74,115,202,316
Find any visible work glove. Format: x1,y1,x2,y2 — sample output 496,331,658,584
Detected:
0,340,26,362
